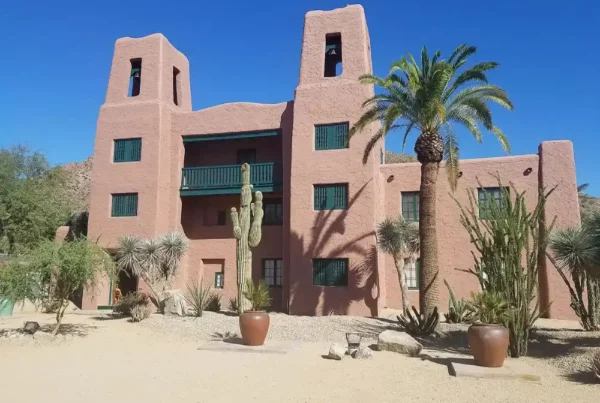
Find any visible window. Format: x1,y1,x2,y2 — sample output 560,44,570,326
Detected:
314,184,348,210
172,67,181,106
315,123,349,150
324,33,342,77
111,193,138,217
217,210,227,226
263,198,283,225
313,258,348,286
129,59,142,97
478,187,507,219
113,138,142,162
401,192,419,222
214,272,224,289
404,259,420,290
236,149,257,164
263,259,283,287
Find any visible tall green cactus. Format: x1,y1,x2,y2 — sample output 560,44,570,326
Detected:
231,163,264,314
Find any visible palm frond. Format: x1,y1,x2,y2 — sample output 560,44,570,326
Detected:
443,125,460,191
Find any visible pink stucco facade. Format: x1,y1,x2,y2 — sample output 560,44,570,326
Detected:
80,5,580,318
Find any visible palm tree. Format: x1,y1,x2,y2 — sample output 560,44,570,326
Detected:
377,216,420,312
116,232,188,310
350,45,513,315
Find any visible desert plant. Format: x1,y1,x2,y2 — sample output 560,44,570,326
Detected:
468,292,510,324
185,281,212,317
229,296,238,312
242,279,271,311
116,232,188,312
231,163,264,314
206,293,222,312
130,303,152,322
114,292,150,316
349,45,513,316
443,280,473,324
3,238,114,335
593,349,600,381
377,216,419,311
549,225,600,330
454,180,554,357
397,306,439,336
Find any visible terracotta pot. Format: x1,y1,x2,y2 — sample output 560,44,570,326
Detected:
467,323,509,367
239,311,270,346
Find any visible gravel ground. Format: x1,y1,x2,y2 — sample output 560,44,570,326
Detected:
0,312,598,403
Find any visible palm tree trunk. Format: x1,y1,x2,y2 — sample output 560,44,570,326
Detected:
393,255,410,312
419,161,440,315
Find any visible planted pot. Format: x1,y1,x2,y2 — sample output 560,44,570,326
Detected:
467,323,509,367
0,299,15,317
239,311,270,346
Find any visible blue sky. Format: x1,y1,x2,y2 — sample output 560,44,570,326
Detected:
1,0,599,193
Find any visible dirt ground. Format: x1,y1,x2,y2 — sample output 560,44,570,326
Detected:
0,312,598,403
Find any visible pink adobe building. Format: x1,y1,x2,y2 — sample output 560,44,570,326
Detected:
77,5,580,318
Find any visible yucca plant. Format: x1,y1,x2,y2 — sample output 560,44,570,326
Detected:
185,281,213,317
549,223,600,331
242,279,271,312
116,232,188,312
397,306,439,336
377,216,420,311
350,44,513,316
444,280,473,324
468,292,510,325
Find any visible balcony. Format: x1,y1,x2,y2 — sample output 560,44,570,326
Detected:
180,163,282,196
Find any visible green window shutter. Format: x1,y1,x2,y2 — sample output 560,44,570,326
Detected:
111,193,138,217
114,138,142,162
314,184,348,210
314,123,349,150
313,259,348,286
401,192,419,222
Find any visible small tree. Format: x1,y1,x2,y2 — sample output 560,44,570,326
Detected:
549,223,600,330
116,232,188,312
454,181,554,357
1,238,114,335
377,216,419,312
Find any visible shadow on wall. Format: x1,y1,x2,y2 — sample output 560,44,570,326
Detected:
289,182,379,316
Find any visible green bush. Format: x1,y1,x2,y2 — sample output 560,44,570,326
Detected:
242,279,271,311
206,293,222,312
115,292,150,316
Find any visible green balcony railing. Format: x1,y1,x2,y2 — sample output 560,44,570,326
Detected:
180,163,281,195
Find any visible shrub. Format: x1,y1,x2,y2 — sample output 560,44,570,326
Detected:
115,292,150,316
468,292,510,325
130,304,152,322
397,306,439,336
229,297,238,312
206,293,222,312
443,280,473,324
242,279,271,311
185,281,212,317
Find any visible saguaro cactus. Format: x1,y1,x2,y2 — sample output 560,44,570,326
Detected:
231,163,264,314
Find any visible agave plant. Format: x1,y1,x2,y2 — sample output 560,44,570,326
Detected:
467,291,510,325
397,306,439,336
443,280,473,324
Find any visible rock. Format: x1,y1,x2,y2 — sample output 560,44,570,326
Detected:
162,290,188,316
34,331,56,342
352,346,373,359
377,330,423,356
327,343,347,360
23,321,40,334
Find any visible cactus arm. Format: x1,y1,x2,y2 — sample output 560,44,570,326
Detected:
231,207,241,239
249,191,264,247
